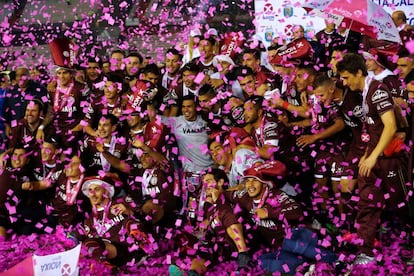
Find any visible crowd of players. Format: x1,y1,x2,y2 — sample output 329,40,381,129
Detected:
0,9,413,275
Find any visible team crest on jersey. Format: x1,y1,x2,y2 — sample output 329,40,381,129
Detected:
387,171,396,178
353,105,363,118
234,189,247,198
366,117,375,125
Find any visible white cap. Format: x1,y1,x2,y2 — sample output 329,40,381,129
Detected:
82,178,115,199
213,55,235,67
207,28,219,37
190,29,202,37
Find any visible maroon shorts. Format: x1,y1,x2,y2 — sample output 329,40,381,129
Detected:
330,146,365,181
314,150,341,179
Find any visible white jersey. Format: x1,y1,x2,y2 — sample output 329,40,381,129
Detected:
228,148,263,187
161,115,213,173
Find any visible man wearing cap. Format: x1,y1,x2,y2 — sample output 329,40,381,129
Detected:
79,175,148,266
337,53,409,265
39,38,90,152
2,67,50,138
363,49,408,150
209,54,244,99
363,50,406,101
224,161,303,249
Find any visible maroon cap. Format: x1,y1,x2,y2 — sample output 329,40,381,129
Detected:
49,37,77,69
227,127,256,149
242,160,287,189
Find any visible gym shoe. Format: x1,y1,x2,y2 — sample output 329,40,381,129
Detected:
407,256,414,266
353,253,375,265
237,252,252,270
311,219,321,230
168,264,184,276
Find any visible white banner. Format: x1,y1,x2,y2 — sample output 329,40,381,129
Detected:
254,0,326,48
255,0,414,48
32,243,81,276
372,0,414,25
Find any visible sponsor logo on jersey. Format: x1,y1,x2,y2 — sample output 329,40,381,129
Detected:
371,89,389,103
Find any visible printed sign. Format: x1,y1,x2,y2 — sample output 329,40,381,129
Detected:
32,243,81,276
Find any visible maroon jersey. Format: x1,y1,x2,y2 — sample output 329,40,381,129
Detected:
250,113,284,149
127,165,176,215
310,97,345,149
399,28,414,45
329,87,365,179
203,195,239,237
382,74,406,99
81,135,129,177
256,66,282,91
363,79,394,155
0,168,20,220
9,119,54,149
339,86,365,151
82,200,139,245
52,174,88,226
225,187,303,248
31,152,65,203
50,80,89,131
85,96,124,129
